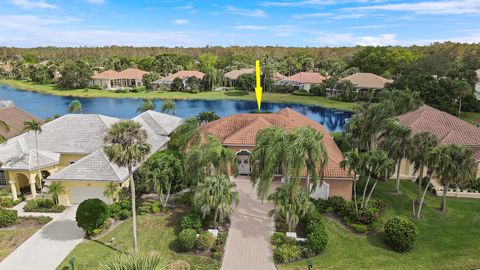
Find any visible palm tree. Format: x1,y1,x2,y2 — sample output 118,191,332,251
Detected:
48,182,65,204
268,181,313,232
98,250,170,270
161,100,176,115
407,132,438,203
23,120,43,195
103,182,119,203
168,118,200,153
104,120,151,254
196,111,220,124
363,150,395,207
137,99,156,113
0,120,10,143
433,144,476,213
380,122,412,194
415,146,443,218
340,149,363,211
285,127,328,193
193,174,239,226
68,100,82,114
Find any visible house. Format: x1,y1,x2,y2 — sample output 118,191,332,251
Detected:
0,62,13,78
224,68,286,87
395,105,480,182
475,69,480,100
91,68,148,90
151,70,204,90
327,72,393,97
275,72,326,92
0,111,183,205
199,108,354,200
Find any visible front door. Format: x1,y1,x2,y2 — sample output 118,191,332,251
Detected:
237,154,251,175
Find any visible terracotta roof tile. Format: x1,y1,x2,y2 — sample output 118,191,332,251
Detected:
341,72,393,89
281,72,326,84
92,68,147,80
224,68,254,80
164,70,204,81
0,105,42,140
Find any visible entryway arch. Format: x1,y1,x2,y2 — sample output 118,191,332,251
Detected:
235,150,251,175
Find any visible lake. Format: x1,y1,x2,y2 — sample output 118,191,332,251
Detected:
0,84,352,132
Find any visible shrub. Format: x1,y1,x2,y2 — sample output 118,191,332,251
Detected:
76,198,110,236
175,191,194,206
109,199,131,220
181,213,202,232
328,196,348,214
0,197,21,208
0,208,17,227
384,216,418,252
306,224,328,255
196,232,215,251
212,250,223,260
216,232,227,246
350,223,369,234
24,198,65,213
273,244,302,263
349,205,380,226
169,260,191,270
117,209,131,220
178,229,197,251
97,251,170,270
314,198,332,214
302,210,324,233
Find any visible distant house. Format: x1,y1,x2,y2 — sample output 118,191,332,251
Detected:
327,72,393,97
224,68,286,87
152,70,205,90
0,62,13,78
91,68,148,90
275,72,326,92
475,69,480,100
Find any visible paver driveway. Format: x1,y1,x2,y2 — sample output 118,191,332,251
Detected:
222,177,277,270
0,205,85,270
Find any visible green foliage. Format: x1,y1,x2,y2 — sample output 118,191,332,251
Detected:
178,228,197,251
181,212,202,232
0,208,18,227
109,199,132,220
24,198,65,213
215,232,227,246
97,251,170,270
350,223,369,233
57,60,91,89
48,182,66,204
137,99,156,112
306,224,329,255
384,216,418,252
236,73,256,91
196,232,215,251
273,243,302,263
171,78,184,91
76,198,110,236
143,72,160,90
174,191,194,206
271,232,297,246
196,111,220,124
0,197,21,208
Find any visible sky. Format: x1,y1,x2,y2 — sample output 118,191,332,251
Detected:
0,0,479,48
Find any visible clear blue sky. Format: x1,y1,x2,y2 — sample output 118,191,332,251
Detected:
0,0,479,47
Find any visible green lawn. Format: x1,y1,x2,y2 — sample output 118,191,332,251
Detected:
461,111,480,125
56,211,219,270
278,181,480,270
0,79,357,111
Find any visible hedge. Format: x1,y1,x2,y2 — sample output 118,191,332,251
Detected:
0,208,18,227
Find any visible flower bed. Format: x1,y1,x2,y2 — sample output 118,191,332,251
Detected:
23,198,65,213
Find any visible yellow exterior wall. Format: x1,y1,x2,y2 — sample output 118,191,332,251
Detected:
57,154,87,170
58,181,111,206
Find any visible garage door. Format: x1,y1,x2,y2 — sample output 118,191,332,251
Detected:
70,186,111,204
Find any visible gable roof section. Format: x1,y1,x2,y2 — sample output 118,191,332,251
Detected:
92,68,147,80
341,72,393,89
224,68,255,80
164,70,205,81
398,105,480,160
0,105,43,140
281,72,326,84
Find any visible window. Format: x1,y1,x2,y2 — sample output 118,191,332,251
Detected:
0,171,7,186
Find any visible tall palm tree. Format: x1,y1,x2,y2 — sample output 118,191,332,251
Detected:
268,181,313,232
168,118,200,153
193,174,239,226
48,182,66,204
285,127,328,193
340,149,363,211
137,99,156,113
68,99,82,114
433,144,476,213
0,120,10,143
23,120,43,195
103,182,119,203
363,150,395,207
196,111,220,124
380,122,412,194
104,120,151,254
407,132,438,202
415,146,443,218
161,100,176,115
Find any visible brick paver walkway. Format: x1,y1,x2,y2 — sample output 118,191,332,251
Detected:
221,177,277,270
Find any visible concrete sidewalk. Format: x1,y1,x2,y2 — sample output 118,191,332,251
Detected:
0,205,85,270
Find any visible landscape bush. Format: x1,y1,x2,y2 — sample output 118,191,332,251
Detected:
181,212,202,232
174,191,194,206
302,209,325,232
273,243,302,263
384,216,418,252
196,232,215,251
0,197,21,208
178,228,197,251
24,198,65,213
0,208,18,227
305,223,328,255
76,198,110,236
109,199,131,220
350,223,369,234
215,232,227,246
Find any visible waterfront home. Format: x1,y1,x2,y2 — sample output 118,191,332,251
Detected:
395,105,480,184
224,68,255,87
0,111,183,205
91,68,148,90
475,69,480,100
326,72,393,97
275,72,326,93
0,62,13,78
199,108,354,200
151,70,205,90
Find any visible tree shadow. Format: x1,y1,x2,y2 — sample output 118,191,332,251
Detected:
40,219,84,241
224,90,249,97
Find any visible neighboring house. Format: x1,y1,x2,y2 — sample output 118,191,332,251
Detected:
151,70,205,90
275,72,326,92
0,62,13,78
475,69,480,100
0,102,43,188
224,68,255,87
0,111,183,205
200,108,354,200
91,68,148,90
327,72,393,97
396,105,480,181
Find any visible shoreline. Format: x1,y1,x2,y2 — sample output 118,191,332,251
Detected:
0,79,357,111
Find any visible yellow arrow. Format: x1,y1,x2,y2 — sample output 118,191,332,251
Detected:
255,60,262,112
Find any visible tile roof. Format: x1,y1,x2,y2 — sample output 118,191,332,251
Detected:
0,104,43,140
280,72,326,84
200,108,351,180
92,68,147,80
341,72,393,89
164,70,205,81
224,68,255,80
397,105,480,160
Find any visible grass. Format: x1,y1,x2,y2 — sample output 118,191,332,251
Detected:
0,79,357,111
278,180,480,270
461,111,480,125
56,210,219,270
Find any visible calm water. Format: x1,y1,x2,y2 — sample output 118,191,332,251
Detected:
0,84,352,132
